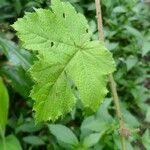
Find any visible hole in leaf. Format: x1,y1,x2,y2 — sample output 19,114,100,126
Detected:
63,13,66,18
75,86,78,90
51,42,54,47
86,29,88,33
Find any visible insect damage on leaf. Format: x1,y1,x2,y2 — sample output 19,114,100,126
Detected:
12,0,115,123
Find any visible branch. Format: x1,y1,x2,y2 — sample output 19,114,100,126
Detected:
95,0,127,150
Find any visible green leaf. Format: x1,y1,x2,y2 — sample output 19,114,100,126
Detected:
83,133,103,148
23,136,45,146
96,98,113,123
0,65,33,98
81,99,113,134
145,107,150,123
12,0,115,122
0,36,34,70
0,135,22,150
142,41,150,56
81,116,101,132
142,130,150,150
0,36,34,97
48,124,78,146
12,1,90,52
122,108,139,128
16,121,42,133
126,55,138,71
124,26,143,46
0,0,6,6
113,6,127,13
0,78,9,137
106,41,119,51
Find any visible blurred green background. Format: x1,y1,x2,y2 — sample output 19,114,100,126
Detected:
0,0,150,150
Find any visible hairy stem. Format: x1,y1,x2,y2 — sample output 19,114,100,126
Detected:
95,0,127,150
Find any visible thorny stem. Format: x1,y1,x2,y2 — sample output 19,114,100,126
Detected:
95,0,127,150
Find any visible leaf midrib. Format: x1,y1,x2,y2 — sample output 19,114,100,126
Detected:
38,47,79,120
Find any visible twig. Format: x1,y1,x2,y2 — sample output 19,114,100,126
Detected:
95,0,127,150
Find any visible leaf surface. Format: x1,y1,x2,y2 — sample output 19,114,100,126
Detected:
83,133,103,148
0,135,22,150
12,0,115,122
48,124,78,146
23,136,45,146
0,78,9,137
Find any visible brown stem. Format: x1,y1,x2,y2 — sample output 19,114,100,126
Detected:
95,0,127,150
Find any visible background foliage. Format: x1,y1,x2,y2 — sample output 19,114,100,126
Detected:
0,0,150,149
